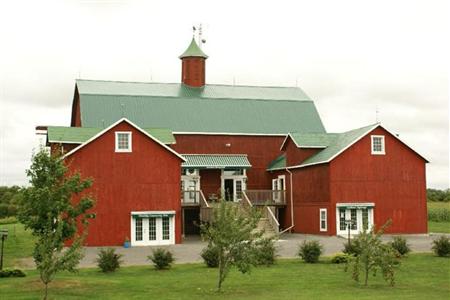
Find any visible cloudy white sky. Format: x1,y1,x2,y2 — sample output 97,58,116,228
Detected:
0,0,448,188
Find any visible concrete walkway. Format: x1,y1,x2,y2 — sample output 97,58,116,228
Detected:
77,233,442,268
16,233,445,269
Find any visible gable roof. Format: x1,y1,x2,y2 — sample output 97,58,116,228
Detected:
47,126,175,144
63,118,185,161
179,38,208,59
74,79,326,135
286,123,429,169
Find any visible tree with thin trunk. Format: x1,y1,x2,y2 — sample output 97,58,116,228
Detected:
200,201,263,292
345,220,400,286
18,149,95,299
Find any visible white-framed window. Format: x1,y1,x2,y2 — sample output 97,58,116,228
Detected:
371,135,385,155
115,132,132,152
319,208,327,232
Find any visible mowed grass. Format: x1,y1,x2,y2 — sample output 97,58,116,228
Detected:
428,202,450,233
0,254,449,300
0,222,35,268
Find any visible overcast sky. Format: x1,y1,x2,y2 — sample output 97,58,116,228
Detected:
0,0,448,188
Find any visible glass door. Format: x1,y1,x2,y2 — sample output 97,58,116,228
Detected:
337,207,373,236
132,215,175,246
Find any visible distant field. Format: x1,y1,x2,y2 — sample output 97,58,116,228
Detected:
0,222,35,268
427,202,450,233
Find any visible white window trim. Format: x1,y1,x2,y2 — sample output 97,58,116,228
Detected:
319,208,327,232
371,135,385,155
278,175,286,190
115,131,132,152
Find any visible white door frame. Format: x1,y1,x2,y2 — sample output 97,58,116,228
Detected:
221,169,247,202
336,203,374,236
130,211,175,246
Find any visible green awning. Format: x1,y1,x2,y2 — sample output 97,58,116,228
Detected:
181,154,251,169
132,212,175,218
336,203,375,209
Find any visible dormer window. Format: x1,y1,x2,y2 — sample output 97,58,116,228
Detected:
115,132,132,152
371,135,385,155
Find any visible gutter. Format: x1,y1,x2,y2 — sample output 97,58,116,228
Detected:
279,168,294,234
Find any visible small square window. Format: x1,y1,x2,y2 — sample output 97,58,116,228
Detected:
115,132,132,152
371,135,385,155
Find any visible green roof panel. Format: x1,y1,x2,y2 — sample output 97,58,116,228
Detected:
182,154,251,169
75,80,325,135
47,126,175,144
267,154,286,171
293,124,378,167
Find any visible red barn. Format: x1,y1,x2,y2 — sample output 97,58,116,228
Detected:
40,37,428,246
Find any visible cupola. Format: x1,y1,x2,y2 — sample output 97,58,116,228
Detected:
179,38,208,87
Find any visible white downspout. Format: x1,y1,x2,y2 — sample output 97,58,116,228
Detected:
280,168,294,234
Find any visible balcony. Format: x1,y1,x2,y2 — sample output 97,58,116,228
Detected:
243,190,286,206
181,190,202,207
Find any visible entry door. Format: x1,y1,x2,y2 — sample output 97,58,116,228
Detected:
224,179,234,201
132,216,174,246
337,208,373,235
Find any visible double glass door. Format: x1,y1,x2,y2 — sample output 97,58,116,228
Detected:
337,207,373,235
132,216,174,246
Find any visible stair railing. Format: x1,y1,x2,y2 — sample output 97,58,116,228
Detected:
265,206,280,234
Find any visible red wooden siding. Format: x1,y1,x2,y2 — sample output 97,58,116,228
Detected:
172,135,285,190
66,121,183,246
329,127,427,234
181,57,206,87
283,138,322,167
199,169,221,199
290,164,331,234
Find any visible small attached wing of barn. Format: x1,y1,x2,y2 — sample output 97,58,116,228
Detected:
74,80,326,135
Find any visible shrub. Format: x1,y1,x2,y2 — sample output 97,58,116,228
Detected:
298,240,322,263
389,236,411,256
148,248,174,270
432,235,450,257
0,216,18,224
331,253,349,264
201,244,219,268
342,240,362,256
255,238,277,266
428,207,450,222
0,269,26,278
96,248,123,273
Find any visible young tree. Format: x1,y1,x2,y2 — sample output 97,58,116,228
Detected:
18,149,95,299
345,220,400,286
200,201,263,292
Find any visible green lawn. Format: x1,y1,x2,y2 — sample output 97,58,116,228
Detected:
0,254,449,299
0,223,35,268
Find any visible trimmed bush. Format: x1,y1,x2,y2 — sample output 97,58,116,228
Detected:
389,236,411,256
148,248,174,270
255,238,277,266
0,216,17,224
0,269,26,278
330,253,349,264
298,240,322,263
96,248,123,273
342,240,362,256
201,244,219,268
432,235,450,257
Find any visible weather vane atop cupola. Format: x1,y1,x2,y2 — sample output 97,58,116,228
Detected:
192,24,206,49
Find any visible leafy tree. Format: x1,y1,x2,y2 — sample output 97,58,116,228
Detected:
427,188,450,202
200,201,263,292
345,220,400,286
18,149,95,299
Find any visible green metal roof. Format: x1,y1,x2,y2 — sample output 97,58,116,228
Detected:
75,80,325,135
181,154,251,169
47,126,175,144
179,38,208,59
287,132,339,148
291,124,378,167
267,154,286,171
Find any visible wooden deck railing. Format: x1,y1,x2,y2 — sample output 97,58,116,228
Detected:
181,190,201,206
265,206,280,234
199,191,213,223
243,190,286,206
